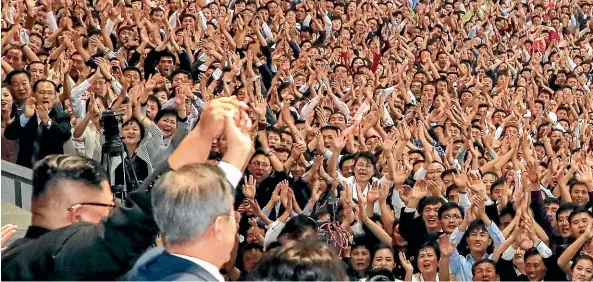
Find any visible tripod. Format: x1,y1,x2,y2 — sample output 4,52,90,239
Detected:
317,195,349,256
101,135,140,204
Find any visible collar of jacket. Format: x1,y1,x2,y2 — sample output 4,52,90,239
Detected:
24,225,51,239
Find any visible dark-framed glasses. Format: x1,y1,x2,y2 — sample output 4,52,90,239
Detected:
67,202,117,211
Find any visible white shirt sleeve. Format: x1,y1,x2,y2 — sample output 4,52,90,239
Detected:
298,97,320,120
217,161,243,188
413,167,427,180
198,11,208,30
501,246,517,261
264,220,286,250
70,79,92,118
47,11,58,32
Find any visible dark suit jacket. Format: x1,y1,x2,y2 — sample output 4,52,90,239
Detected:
3,103,72,168
129,251,220,281
0,162,170,280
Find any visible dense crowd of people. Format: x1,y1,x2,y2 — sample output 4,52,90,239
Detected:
1,0,593,280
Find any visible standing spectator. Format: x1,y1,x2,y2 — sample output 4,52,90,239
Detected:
1,85,18,162
4,79,71,168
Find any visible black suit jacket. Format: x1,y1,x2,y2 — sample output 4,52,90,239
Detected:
129,251,220,281
3,103,72,168
0,162,169,280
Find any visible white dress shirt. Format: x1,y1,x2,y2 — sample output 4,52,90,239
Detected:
171,254,225,282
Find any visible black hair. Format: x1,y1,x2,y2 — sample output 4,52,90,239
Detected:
467,219,489,235
472,258,497,276
154,108,179,124
158,50,177,64
556,202,578,222
32,79,57,92
122,117,146,144
278,214,319,239
438,201,465,219
489,177,505,193
571,255,593,271
146,95,162,109
408,149,425,159
417,241,441,262
32,155,108,198
149,7,164,15
4,69,31,85
339,154,356,170
122,67,142,78
418,196,446,216
320,125,341,135
499,204,516,219
313,207,331,221
353,151,378,167
523,247,542,262
372,243,395,259
179,13,197,21
568,206,593,224
366,268,395,281
445,184,459,199
440,168,456,179
246,239,348,281
169,69,192,81
241,242,264,254
544,197,560,207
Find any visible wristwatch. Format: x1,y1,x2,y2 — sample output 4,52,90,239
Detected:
265,150,274,157
45,119,52,128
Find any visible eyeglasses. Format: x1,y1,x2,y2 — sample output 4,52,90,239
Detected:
67,202,117,211
36,90,55,96
442,214,462,220
250,161,270,168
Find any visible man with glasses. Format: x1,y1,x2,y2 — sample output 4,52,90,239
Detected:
236,151,293,222
1,97,250,280
4,79,72,168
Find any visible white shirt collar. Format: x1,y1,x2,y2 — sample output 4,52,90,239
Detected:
170,254,225,282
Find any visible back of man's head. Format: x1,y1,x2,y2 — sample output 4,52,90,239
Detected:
31,155,112,228
33,155,109,199
151,163,234,247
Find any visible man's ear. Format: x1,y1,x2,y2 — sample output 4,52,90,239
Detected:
68,205,83,223
213,216,225,241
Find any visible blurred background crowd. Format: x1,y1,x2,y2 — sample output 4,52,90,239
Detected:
2,0,593,280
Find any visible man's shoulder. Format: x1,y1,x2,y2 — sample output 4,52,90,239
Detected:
1,223,94,280
129,251,216,281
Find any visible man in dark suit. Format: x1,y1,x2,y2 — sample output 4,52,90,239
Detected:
3,79,72,168
1,97,251,280
129,104,254,281
0,154,160,280
129,164,240,282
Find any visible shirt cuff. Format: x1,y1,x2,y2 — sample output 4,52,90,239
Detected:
19,114,29,127
404,207,417,213
217,161,243,188
501,246,517,261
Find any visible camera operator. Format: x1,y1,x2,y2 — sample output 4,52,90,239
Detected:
1,97,249,280
109,95,163,191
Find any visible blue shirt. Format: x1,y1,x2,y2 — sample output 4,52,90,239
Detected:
449,223,505,282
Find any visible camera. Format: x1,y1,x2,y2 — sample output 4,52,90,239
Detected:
100,110,125,155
